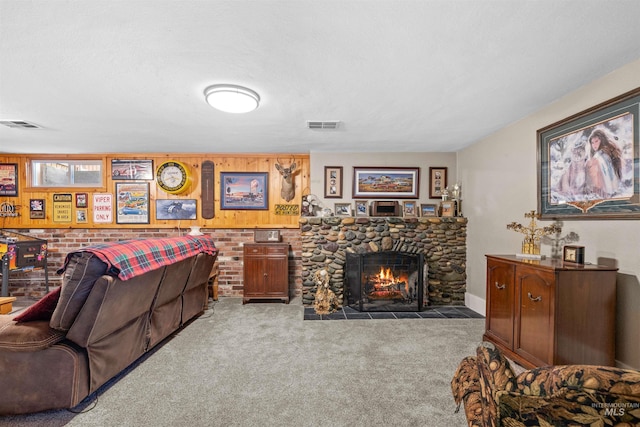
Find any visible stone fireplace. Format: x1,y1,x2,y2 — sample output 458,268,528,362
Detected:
345,251,425,311
299,216,467,308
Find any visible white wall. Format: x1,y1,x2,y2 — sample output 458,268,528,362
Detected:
309,152,457,213
458,58,640,369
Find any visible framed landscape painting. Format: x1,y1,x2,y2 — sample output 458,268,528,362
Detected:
220,172,268,210
352,167,420,199
537,87,640,219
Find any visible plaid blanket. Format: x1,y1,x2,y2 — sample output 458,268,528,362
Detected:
57,236,217,281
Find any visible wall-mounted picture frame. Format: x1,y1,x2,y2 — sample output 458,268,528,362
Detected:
156,199,197,220
115,182,150,224
354,200,368,217
220,172,268,210
92,193,113,223
420,203,437,217
76,209,88,223
75,192,88,208
111,159,154,180
440,201,455,217
429,167,447,199
352,167,420,199
30,199,45,219
0,163,18,196
335,203,352,216
324,166,343,198
402,200,417,217
538,87,640,220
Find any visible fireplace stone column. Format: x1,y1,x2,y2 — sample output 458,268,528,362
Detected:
299,216,467,307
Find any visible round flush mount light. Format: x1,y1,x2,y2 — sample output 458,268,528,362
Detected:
204,84,260,113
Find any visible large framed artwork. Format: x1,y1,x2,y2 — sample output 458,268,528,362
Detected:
115,182,150,224
537,87,640,219
352,167,420,199
220,172,268,210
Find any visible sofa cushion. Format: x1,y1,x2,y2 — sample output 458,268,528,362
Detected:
50,252,107,331
0,316,65,351
13,287,61,323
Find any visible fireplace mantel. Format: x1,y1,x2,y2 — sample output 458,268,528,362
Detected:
299,216,467,307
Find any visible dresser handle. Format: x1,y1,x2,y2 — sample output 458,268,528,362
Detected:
527,292,542,302
495,282,506,290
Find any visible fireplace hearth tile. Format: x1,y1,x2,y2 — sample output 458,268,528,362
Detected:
303,305,483,320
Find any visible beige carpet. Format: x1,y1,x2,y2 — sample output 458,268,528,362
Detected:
0,297,485,427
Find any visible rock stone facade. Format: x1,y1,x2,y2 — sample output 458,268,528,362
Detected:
299,216,467,307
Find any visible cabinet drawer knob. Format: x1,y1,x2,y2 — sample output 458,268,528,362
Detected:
527,292,542,302
495,282,506,290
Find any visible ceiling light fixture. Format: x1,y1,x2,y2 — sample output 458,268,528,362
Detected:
204,84,260,113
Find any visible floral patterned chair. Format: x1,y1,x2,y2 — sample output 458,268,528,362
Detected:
451,342,640,427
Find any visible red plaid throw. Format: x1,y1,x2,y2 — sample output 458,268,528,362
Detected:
58,236,217,281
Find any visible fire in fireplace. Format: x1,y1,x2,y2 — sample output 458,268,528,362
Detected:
345,251,425,311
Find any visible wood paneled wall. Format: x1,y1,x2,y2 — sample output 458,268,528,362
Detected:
0,153,309,229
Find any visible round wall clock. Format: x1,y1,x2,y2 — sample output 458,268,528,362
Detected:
156,160,192,195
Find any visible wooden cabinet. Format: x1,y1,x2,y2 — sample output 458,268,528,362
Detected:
243,243,289,304
484,255,617,368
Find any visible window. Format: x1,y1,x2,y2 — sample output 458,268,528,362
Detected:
30,160,103,187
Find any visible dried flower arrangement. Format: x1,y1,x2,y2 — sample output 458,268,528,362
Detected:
313,269,338,315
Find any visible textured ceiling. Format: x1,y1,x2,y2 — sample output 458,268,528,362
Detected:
1,0,640,154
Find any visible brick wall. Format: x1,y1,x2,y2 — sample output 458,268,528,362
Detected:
3,228,303,301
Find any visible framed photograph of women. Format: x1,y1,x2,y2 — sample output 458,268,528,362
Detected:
537,87,640,219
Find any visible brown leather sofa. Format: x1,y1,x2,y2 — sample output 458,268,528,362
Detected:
0,237,217,415
451,342,640,427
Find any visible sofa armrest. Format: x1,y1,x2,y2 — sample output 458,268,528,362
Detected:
495,364,640,425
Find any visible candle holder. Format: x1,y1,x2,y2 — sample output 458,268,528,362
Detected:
507,210,561,255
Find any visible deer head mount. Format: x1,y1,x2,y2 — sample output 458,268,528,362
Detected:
275,157,297,202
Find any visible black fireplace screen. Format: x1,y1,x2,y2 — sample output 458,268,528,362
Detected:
346,251,424,312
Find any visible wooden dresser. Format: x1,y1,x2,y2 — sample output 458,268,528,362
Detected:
484,255,617,369
243,243,290,304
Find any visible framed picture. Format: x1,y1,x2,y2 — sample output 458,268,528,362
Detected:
115,182,150,224
440,201,455,217
352,167,420,199
0,163,18,196
156,199,197,220
402,200,417,217
354,200,368,217
75,192,88,208
324,166,343,198
76,209,88,223
111,159,154,180
334,203,352,216
220,172,268,210
429,167,447,199
93,193,113,223
30,199,45,219
420,203,437,217
538,87,640,219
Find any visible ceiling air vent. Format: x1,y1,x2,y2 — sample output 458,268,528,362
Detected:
307,120,340,130
0,120,41,129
